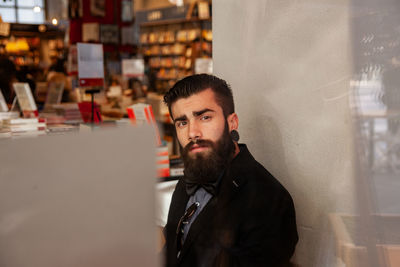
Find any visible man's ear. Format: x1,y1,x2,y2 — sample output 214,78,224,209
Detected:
227,113,239,132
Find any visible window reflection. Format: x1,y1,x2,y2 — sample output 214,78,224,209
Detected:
341,1,400,266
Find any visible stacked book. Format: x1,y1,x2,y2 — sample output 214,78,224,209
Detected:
157,146,170,178
0,112,19,123
39,113,66,125
169,157,184,177
2,118,47,137
46,124,79,135
53,103,83,124
0,112,20,139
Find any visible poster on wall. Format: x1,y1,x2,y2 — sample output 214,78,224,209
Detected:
0,22,10,37
82,23,99,42
90,0,106,17
100,25,119,44
77,43,104,87
69,0,83,18
121,26,135,45
121,0,133,22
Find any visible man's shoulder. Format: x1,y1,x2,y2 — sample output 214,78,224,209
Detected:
232,144,291,198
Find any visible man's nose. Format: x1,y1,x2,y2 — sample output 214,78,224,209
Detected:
188,120,201,141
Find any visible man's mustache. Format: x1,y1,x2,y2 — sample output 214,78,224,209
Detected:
183,139,214,153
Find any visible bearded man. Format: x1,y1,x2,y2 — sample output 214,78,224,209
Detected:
163,74,298,267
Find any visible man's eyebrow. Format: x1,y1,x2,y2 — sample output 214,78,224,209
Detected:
193,108,215,117
173,114,187,123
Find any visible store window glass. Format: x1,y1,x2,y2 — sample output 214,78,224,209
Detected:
0,0,15,7
0,7,16,23
17,8,44,24
0,0,44,24
17,0,43,8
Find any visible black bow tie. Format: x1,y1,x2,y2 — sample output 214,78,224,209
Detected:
185,181,217,196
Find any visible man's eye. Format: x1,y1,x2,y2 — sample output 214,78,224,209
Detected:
176,121,187,128
201,115,211,121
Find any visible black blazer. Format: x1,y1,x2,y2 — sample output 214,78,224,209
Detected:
164,144,298,267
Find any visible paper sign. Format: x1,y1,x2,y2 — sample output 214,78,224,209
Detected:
0,90,8,112
107,85,122,98
12,83,38,118
122,59,144,77
0,22,10,37
82,23,99,42
195,58,213,74
77,43,104,87
44,82,65,111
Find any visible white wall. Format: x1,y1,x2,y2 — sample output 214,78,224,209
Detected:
214,1,357,266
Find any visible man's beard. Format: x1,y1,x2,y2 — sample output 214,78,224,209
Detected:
180,122,236,184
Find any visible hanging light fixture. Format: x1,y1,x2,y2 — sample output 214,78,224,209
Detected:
51,18,58,25
33,0,41,13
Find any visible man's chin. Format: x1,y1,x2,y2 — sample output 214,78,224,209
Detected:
188,149,211,159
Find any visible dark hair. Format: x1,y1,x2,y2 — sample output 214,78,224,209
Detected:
163,74,235,118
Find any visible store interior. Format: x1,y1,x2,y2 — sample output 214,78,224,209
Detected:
0,0,212,160
1,0,400,266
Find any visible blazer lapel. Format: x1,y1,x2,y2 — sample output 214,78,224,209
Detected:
177,194,217,261
168,179,190,261
172,180,191,219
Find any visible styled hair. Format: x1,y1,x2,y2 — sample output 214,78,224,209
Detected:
163,74,235,119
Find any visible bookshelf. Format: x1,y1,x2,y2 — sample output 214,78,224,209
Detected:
139,17,212,93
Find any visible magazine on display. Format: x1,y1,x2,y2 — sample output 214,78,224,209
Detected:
0,90,8,112
43,82,65,111
12,83,38,118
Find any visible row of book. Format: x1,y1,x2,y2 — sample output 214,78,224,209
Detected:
0,103,85,139
0,117,47,138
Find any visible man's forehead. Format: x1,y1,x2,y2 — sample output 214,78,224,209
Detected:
171,88,220,116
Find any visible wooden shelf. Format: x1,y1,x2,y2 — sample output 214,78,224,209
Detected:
140,17,211,27
144,54,186,57
141,40,200,46
150,66,187,69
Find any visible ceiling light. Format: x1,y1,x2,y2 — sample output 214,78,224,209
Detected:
33,6,41,13
52,18,58,25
